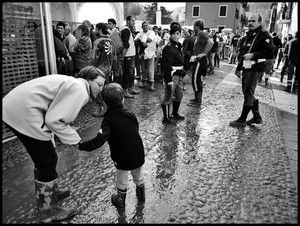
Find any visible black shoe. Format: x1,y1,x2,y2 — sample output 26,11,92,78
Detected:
246,116,262,125
229,118,247,127
162,117,172,124
171,113,185,120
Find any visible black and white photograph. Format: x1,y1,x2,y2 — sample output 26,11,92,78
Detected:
2,2,298,224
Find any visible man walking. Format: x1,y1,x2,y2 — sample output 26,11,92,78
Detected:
230,13,274,127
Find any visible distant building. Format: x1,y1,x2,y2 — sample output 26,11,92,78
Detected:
185,2,242,32
276,2,298,38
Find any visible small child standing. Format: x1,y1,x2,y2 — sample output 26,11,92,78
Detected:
78,83,145,209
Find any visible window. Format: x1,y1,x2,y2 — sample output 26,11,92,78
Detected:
192,5,200,17
219,5,227,17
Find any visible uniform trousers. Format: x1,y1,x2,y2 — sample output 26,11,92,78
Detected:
191,57,207,93
241,70,260,106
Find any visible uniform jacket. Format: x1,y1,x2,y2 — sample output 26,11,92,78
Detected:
3,75,91,144
161,39,185,83
237,26,275,72
79,104,145,170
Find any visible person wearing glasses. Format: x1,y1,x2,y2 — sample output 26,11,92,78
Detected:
230,13,275,127
2,66,106,223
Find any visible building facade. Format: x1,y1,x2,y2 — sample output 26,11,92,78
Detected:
276,2,298,38
185,2,242,31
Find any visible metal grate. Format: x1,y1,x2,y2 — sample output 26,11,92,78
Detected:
2,3,40,139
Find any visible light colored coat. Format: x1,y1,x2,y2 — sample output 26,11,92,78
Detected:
3,75,91,145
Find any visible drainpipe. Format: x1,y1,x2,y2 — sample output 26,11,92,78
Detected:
39,3,49,75
43,2,57,74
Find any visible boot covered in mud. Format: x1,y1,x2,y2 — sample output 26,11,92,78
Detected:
34,168,70,201
111,188,127,209
35,179,75,223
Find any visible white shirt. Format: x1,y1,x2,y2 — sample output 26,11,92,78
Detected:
65,33,77,53
3,75,90,145
135,29,156,59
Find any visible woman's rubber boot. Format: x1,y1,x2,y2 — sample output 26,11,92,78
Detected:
34,169,70,201
229,105,251,127
136,184,145,203
111,188,127,209
35,179,75,223
161,104,172,124
246,99,263,124
171,101,185,120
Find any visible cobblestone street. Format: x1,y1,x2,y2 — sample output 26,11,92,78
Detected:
2,63,298,223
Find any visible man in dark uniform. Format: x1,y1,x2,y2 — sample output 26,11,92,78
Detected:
230,13,274,127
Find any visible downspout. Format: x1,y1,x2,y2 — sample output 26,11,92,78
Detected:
43,2,57,74
39,3,49,75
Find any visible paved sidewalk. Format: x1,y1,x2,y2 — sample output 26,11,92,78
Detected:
269,69,298,190
224,62,298,190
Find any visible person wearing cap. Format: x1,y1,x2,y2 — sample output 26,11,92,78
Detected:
2,66,106,223
91,22,116,117
161,22,186,124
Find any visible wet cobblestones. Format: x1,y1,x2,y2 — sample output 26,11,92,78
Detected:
2,64,298,223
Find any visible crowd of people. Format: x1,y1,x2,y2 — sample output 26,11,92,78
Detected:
44,16,298,96
3,13,298,223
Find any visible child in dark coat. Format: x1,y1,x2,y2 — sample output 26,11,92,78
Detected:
79,83,145,209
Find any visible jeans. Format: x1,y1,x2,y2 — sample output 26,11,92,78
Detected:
141,57,155,83
116,166,144,190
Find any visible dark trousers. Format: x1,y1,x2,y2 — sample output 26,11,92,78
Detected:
8,125,58,182
241,70,260,106
122,56,135,89
191,58,207,92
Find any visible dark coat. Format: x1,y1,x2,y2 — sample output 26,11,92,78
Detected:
288,38,298,65
237,26,275,72
161,39,185,83
79,104,145,170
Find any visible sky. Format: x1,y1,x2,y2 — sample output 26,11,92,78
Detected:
77,2,186,25
140,2,186,10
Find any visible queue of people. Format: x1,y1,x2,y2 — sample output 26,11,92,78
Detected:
2,13,298,223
